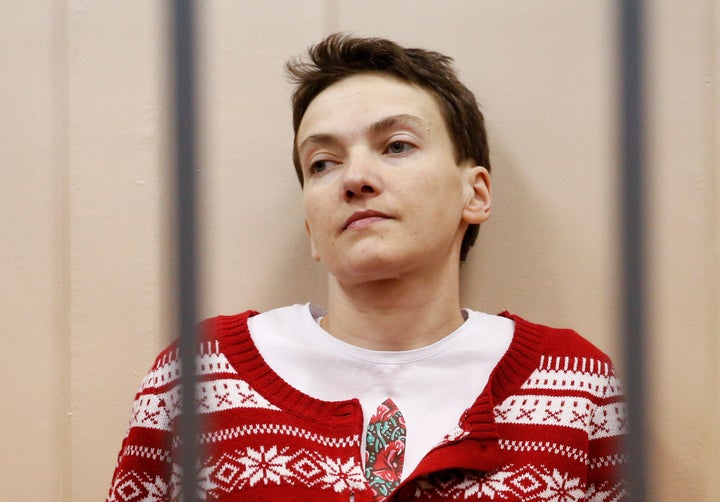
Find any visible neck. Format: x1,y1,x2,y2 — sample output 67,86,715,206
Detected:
323,265,464,351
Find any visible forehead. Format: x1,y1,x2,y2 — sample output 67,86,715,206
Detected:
297,73,445,140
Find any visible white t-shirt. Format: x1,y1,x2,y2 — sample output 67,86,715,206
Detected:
247,303,513,480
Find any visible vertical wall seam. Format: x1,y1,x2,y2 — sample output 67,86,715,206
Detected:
53,0,72,500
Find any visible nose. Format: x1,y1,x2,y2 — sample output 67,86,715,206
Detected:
342,152,381,201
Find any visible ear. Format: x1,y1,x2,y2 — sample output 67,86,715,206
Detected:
462,166,492,225
305,219,322,262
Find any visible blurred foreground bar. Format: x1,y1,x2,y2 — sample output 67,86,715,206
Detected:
171,0,200,501
619,0,648,499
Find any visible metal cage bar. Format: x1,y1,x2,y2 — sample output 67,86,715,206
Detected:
619,0,649,499
171,1,200,501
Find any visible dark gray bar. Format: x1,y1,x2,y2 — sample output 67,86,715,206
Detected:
619,0,648,499
171,1,200,501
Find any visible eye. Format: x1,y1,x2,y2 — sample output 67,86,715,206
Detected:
309,159,337,174
385,141,414,155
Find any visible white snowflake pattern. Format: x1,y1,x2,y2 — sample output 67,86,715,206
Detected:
196,462,220,497
317,457,367,493
237,445,294,486
585,483,612,502
538,469,585,502
168,460,211,502
585,480,627,502
109,471,169,502
477,469,516,499
441,469,517,500
140,475,169,501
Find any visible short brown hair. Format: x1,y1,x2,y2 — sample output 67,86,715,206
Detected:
286,33,490,261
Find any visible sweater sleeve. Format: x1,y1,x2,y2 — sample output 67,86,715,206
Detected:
585,360,627,501
106,342,180,501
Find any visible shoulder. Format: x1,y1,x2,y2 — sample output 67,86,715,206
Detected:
500,311,615,365
496,312,623,405
130,309,269,428
483,312,621,405
142,310,259,385
154,309,259,355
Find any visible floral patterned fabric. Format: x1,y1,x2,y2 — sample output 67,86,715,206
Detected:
364,398,407,501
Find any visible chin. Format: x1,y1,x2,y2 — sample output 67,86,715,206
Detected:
329,250,411,286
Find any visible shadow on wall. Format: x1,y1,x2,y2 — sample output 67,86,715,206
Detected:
264,219,327,310
461,137,564,322
203,165,327,316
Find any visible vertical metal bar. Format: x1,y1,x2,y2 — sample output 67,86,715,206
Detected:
171,1,199,501
619,0,648,499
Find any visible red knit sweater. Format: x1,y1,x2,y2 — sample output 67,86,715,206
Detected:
107,311,626,501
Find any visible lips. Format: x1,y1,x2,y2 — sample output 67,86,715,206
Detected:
343,209,391,230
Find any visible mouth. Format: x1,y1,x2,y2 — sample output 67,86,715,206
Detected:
343,209,391,230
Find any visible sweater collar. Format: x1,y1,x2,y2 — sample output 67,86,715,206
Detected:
212,310,362,427
212,310,544,447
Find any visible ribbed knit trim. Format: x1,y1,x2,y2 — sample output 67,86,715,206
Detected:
207,310,544,439
208,311,361,429
460,312,546,438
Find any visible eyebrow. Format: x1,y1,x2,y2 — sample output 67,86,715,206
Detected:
297,114,427,157
368,114,426,135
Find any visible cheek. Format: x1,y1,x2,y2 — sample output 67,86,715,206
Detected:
416,168,464,205
303,196,331,242
424,180,467,227
302,191,322,221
